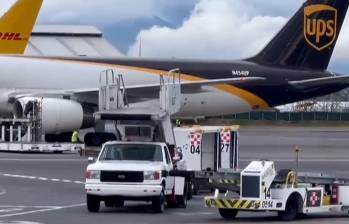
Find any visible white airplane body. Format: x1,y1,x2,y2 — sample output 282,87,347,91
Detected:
0,56,250,117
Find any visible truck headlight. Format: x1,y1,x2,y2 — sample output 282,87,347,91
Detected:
86,170,100,179
144,171,161,180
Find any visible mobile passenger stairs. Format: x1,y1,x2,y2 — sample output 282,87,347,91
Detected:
95,68,182,147
0,99,84,153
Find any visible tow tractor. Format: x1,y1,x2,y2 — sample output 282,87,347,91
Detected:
205,160,349,221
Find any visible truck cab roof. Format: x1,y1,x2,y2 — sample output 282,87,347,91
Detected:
103,141,167,147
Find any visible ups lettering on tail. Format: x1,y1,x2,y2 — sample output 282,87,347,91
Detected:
304,5,337,51
0,32,24,41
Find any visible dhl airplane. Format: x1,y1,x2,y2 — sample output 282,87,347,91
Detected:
1,0,349,144
0,0,42,54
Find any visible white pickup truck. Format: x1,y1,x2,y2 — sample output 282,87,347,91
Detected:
85,141,189,213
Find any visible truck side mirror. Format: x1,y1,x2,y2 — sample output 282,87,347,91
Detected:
88,157,95,164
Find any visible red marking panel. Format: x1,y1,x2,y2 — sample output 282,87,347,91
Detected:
220,131,231,145
306,190,322,207
190,132,202,146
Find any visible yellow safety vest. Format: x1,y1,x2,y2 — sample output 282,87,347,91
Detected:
71,131,79,143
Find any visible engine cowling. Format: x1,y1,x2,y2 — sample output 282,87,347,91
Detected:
14,98,94,134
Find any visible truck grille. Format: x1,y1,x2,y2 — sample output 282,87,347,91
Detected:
100,171,144,183
241,175,260,198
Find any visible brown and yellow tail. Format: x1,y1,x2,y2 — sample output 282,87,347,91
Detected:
0,0,43,54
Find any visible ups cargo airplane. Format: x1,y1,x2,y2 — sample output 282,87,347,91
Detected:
1,0,349,144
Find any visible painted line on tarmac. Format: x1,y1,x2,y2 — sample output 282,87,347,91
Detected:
0,203,85,218
0,173,84,185
240,159,349,162
0,187,6,196
171,211,215,216
0,159,86,162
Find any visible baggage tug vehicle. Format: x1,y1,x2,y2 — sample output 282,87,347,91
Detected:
205,160,349,221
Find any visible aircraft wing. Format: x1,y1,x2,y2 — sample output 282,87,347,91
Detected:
117,76,266,98
8,77,265,104
289,76,349,90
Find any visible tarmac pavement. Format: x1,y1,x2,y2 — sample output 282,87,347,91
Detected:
0,126,348,224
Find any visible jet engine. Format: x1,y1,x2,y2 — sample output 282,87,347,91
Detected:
13,97,94,134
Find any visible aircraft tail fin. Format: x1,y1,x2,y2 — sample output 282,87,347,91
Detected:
0,0,43,54
249,0,349,70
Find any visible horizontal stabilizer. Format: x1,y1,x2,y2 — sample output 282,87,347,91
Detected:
289,75,349,89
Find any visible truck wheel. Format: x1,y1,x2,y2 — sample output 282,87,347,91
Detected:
219,209,238,220
87,195,100,213
105,200,114,208
278,193,302,221
193,186,198,195
187,182,193,200
115,199,124,208
152,190,165,213
177,182,188,208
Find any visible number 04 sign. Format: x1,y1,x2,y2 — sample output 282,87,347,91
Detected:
190,132,202,154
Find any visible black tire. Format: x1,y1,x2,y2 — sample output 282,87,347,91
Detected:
115,199,124,208
219,209,238,220
193,183,198,195
278,194,302,221
53,151,63,154
87,195,100,213
187,182,193,200
91,134,102,146
176,182,188,208
105,200,114,208
152,190,165,213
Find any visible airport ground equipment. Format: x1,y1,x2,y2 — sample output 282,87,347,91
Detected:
205,160,349,221
173,125,239,193
95,70,241,193
85,141,189,213
0,99,84,153
95,68,181,146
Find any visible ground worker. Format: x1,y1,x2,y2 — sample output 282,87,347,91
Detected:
176,119,181,127
71,130,80,143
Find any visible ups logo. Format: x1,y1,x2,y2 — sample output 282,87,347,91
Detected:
304,5,337,51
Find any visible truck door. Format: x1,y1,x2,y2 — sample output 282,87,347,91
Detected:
218,130,239,170
174,130,202,171
201,133,216,171
164,146,175,193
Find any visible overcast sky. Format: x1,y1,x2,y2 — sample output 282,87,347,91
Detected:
0,0,348,73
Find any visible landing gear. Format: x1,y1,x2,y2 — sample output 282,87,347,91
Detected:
45,132,73,143
84,132,117,146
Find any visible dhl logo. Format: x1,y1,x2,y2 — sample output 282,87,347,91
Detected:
304,4,337,51
0,32,25,41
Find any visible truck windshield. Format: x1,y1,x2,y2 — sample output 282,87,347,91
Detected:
100,144,163,162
